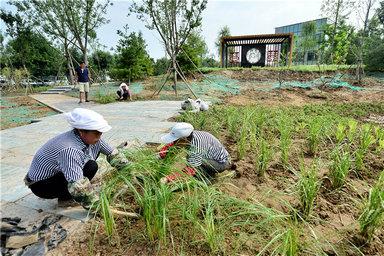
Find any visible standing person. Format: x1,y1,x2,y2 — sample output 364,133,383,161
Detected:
75,61,91,103
24,108,129,208
116,82,132,101
159,122,232,183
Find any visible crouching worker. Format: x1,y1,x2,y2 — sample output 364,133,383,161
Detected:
117,82,132,101
24,108,129,209
159,122,232,183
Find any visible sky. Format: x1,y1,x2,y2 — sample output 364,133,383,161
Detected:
97,0,324,59
2,0,359,60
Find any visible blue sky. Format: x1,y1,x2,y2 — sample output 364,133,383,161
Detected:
1,0,328,59
98,0,324,59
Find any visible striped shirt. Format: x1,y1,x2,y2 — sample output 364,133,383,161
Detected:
27,129,114,182
187,131,229,167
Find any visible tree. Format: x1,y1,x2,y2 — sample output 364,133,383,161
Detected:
322,20,354,64
62,0,111,65
202,55,220,67
0,6,63,78
177,31,207,73
297,21,317,64
215,25,231,57
321,0,355,62
110,28,153,80
130,0,208,95
364,3,384,70
154,57,171,76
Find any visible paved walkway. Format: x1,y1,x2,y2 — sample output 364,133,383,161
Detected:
1,94,181,225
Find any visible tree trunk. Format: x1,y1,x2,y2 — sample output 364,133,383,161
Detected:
172,56,177,96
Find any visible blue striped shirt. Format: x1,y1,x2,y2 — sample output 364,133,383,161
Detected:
187,131,229,167
27,129,114,182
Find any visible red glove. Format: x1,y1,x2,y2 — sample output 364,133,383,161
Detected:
159,142,174,159
162,166,197,183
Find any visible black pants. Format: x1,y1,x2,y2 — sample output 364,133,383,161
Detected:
117,90,129,100
29,160,98,200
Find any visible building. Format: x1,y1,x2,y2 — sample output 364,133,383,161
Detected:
220,33,294,68
275,18,327,64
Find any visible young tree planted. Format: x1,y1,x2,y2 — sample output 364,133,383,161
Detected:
130,0,208,94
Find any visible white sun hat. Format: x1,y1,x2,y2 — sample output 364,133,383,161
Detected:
161,122,194,143
65,108,111,133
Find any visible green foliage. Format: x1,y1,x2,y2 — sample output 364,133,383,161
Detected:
280,227,299,256
2,29,63,77
278,114,293,167
215,25,231,56
94,90,116,104
358,171,384,241
202,55,220,68
153,57,170,76
355,124,376,171
296,21,318,64
90,50,114,72
329,147,351,189
255,136,273,177
177,31,207,73
322,22,354,64
111,29,153,80
297,160,320,220
364,14,384,71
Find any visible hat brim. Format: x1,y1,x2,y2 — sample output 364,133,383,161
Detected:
161,133,179,144
97,124,112,133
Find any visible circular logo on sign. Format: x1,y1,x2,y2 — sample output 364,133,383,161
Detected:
246,48,261,64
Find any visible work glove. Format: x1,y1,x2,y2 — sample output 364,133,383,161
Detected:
67,177,99,210
158,142,175,159
160,166,196,184
107,141,130,170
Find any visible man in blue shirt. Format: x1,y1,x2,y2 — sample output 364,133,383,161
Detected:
75,61,91,103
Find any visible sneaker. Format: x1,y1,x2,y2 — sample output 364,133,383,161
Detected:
78,101,83,104
57,199,80,208
85,100,90,102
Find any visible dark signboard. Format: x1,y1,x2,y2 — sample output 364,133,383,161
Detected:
241,44,266,67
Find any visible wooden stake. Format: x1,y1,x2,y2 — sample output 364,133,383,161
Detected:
109,208,140,219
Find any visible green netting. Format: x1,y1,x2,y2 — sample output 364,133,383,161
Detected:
129,82,144,94
273,73,364,91
1,97,56,127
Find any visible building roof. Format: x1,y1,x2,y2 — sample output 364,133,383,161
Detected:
275,17,327,29
222,33,293,46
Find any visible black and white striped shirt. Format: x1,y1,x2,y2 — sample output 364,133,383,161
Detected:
187,131,229,167
27,129,114,182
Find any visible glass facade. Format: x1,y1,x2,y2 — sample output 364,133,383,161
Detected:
275,18,327,64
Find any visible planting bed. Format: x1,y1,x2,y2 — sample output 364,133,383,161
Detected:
47,69,383,255
0,96,57,129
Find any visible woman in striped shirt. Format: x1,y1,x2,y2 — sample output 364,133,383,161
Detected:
159,122,232,183
24,108,129,208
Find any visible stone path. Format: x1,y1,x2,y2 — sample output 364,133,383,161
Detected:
0,94,181,249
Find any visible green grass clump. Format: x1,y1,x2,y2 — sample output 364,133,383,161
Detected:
94,91,116,104
297,160,320,220
280,227,299,256
278,115,293,168
355,124,376,171
358,171,384,242
329,147,352,189
255,136,273,177
307,117,324,155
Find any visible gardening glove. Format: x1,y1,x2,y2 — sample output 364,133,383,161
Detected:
107,148,130,170
67,177,99,210
160,166,196,184
158,142,175,159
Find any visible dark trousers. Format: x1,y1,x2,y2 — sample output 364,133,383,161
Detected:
117,90,130,100
29,160,98,200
